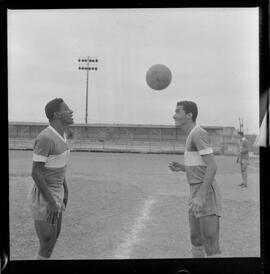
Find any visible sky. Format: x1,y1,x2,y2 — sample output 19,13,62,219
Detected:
8,8,259,134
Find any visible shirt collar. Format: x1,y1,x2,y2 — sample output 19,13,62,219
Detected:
48,125,67,142
186,125,199,141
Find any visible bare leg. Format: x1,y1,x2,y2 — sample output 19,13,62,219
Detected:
34,220,58,258
56,212,63,240
241,163,248,187
200,215,221,256
189,214,205,257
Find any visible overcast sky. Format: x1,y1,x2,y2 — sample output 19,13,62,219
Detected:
8,8,259,134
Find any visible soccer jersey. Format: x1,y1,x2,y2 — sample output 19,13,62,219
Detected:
184,125,222,217
239,137,249,160
29,126,70,220
184,125,213,185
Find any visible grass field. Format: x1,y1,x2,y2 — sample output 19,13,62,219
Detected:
9,150,260,260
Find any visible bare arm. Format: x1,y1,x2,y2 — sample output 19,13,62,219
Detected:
31,162,57,205
31,162,59,223
63,177,69,207
196,153,217,197
168,161,185,172
236,153,240,163
190,153,217,215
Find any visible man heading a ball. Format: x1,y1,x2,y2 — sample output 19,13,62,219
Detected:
169,101,222,258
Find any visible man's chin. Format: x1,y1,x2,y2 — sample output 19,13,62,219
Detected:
65,119,74,125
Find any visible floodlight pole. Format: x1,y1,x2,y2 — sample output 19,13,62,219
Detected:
85,61,89,124
78,56,98,124
239,117,244,133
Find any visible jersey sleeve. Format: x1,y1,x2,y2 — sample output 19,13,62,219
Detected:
192,128,213,155
33,135,52,162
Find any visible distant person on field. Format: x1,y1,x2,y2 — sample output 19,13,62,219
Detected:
168,101,222,258
29,98,73,259
236,131,249,188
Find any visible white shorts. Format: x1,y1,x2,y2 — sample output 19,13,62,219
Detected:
188,180,222,218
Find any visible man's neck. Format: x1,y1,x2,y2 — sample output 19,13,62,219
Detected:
49,121,67,137
182,122,196,136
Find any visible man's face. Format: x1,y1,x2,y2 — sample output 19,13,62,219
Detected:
57,102,74,125
173,105,189,127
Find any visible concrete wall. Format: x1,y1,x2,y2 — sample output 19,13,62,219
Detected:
8,122,237,154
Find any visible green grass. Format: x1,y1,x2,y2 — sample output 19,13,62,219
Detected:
9,150,260,259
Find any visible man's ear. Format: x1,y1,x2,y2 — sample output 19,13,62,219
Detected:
53,111,61,119
186,112,193,120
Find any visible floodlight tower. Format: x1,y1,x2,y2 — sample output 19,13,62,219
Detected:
239,117,244,133
78,57,98,124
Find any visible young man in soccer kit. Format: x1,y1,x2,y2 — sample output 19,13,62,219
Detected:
169,101,222,258
29,98,73,259
236,131,249,188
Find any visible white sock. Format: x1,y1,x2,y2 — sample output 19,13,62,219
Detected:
36,254,50,260
191,245,205,258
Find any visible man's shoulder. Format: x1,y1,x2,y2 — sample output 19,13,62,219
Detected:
36,127,53,142
192,126,208,138
190,126,212,151
33,127,54,154
197,126,207,133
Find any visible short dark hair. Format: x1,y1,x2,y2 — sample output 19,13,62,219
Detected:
45,98,64,121
177,101,198,122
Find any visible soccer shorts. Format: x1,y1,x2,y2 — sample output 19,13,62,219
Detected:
28,183,65,221
188,180,222,218
240,158,249,169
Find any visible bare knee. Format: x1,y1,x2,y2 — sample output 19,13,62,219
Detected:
39,234,57,257
40,233,57,252
201,228,220,255
200,215,221,256
202,233,216,246
190,233,203,246
189,215,203,246
42,233,57,246
35,221,58,257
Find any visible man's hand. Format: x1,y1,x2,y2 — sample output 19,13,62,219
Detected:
190,196,205,216
169,161,185,172
46,201,60,224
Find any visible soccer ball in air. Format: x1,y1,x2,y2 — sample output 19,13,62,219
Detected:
146,64,172,90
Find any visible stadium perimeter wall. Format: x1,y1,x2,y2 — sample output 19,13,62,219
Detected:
8,122,246,155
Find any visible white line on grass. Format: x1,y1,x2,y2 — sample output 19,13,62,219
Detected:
113,196,156,259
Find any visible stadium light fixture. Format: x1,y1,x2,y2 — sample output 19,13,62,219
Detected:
78,56,98,124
